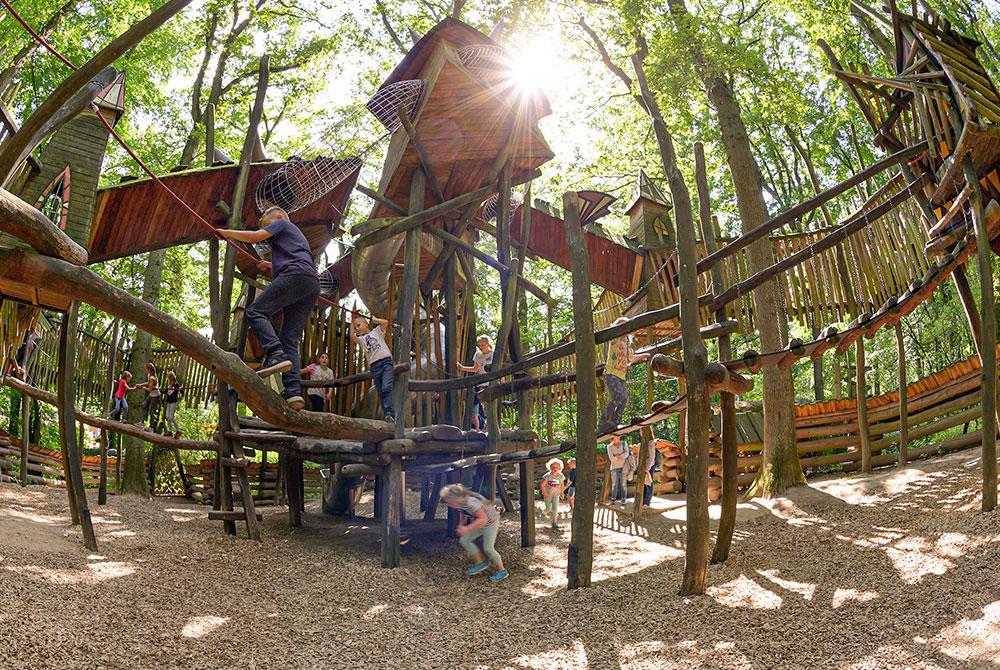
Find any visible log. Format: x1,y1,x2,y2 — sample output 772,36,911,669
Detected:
0,0,193,183
300,364,408,388
0,249,391,441
4,377,219,450
353,185,494,249
563,192,597,590
650,354,685,378
705,362,754,395
381,456,402,568
635,320,739,356
895,323,908,467
0,188,88,264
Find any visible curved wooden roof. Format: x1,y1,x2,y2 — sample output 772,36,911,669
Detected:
88,161,359,264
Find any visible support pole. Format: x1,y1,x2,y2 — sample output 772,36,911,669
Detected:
98,318,121,505
381,456,402,568
563,192,597,590
695,141,737,565
19,390,28,486
963,160,998,511
392,169,425,437
895,323,908,466
856,340,872,473
58,302,97,550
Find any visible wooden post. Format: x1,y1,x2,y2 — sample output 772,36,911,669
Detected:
518,458,536,547
696,142,738,565
895,323,908,467
58,302,97,550
856,340,872,473
446,469,460,537
963,160,998,511
392,169,425,437
286,456,303,527
633,428,651,523
19,390,28,487
563,192,597,590
99,318,121,505
382,456,402,568
444,255,458,425
487,165,514,458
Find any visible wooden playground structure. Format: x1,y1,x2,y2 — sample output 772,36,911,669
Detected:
0,2,997,593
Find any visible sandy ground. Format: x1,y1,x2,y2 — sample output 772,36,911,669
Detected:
3,448,1000,670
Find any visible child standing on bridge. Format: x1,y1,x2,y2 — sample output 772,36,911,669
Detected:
218,206,321,411
302,352,334,412
457,335,494,430
598,317,650,435
137,362,161,430
352,315,395,425
111,370,134,420
163,371,183,439
441,483,508,583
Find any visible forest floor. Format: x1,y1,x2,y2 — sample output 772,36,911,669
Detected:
3,447,1000,670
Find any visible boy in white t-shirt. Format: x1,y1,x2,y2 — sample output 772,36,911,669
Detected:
540,458,565,529
458,335,494,430
352,315,395,424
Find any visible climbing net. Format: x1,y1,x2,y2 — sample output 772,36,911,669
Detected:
456,45,514,81
365,79,426,133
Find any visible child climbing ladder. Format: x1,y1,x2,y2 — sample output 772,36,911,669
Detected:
218,206,321,410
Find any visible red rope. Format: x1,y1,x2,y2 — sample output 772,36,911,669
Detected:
0,0,78,71
6,0,344,311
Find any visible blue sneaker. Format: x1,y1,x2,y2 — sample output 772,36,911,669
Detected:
465,561,490,576
489,569,509,583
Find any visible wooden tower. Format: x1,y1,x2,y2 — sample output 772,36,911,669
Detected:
626,169,674,311
15,72,126,249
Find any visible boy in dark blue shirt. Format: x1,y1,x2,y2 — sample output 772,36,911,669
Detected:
219,206,320,410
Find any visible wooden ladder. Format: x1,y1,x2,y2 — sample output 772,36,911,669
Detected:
208,387,261,539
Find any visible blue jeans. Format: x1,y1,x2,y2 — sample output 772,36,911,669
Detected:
610,467,626,501
112,397,127,420
246,272,320,397
370,357,395,419
599,374,627,433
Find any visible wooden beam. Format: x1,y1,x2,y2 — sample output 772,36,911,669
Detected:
352,185,495,249
356,184,407,216
19,387,28,487
0,188,88,264
57,302,97,551
895,322,908,467
856,340,872,473
423,223,509,273
392,169,425,437
634,319,739,356
0,249,392,441
381,456,403,568
563,192,597,590
0,0,194,183
964,159,998,511
396,106,445,204
98,318,120,505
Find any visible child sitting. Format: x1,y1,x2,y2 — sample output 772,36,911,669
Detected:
441,483,508,583
163,371,183,439
351,315,395,424
598,317,650,434
302,352,335,412
457,335,494,430
111,371,134,420
541,458,565,529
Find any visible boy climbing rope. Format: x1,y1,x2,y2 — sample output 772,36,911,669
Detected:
218,206,321,410
351,314,395,424
441,483,508,583
598,317,650,435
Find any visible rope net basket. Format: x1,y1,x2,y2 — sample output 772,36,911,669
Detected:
365,79,426,133
254,155,362,214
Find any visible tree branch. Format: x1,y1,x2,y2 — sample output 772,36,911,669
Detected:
375,0,409,55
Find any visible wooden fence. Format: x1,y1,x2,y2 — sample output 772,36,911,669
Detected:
0,433,115,488
188,458,323,506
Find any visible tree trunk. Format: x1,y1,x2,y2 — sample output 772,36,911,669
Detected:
121,249,166,496
0,0,79,99
668,0,802,497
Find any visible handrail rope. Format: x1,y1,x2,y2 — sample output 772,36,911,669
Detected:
0,0,77,71
0,0,352,312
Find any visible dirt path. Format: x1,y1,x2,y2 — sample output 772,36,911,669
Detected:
2,448,999,669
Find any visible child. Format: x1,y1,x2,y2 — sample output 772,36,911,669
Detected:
441,483,508,583
540,458,565,529
302,352,335,412
351,315,395,424
163,371,183,439
137,362,160,430
219,206,320,410
565,458,577,512
111,371,134,420
457,335,494,430
607,436,629,503
598,317,650,434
